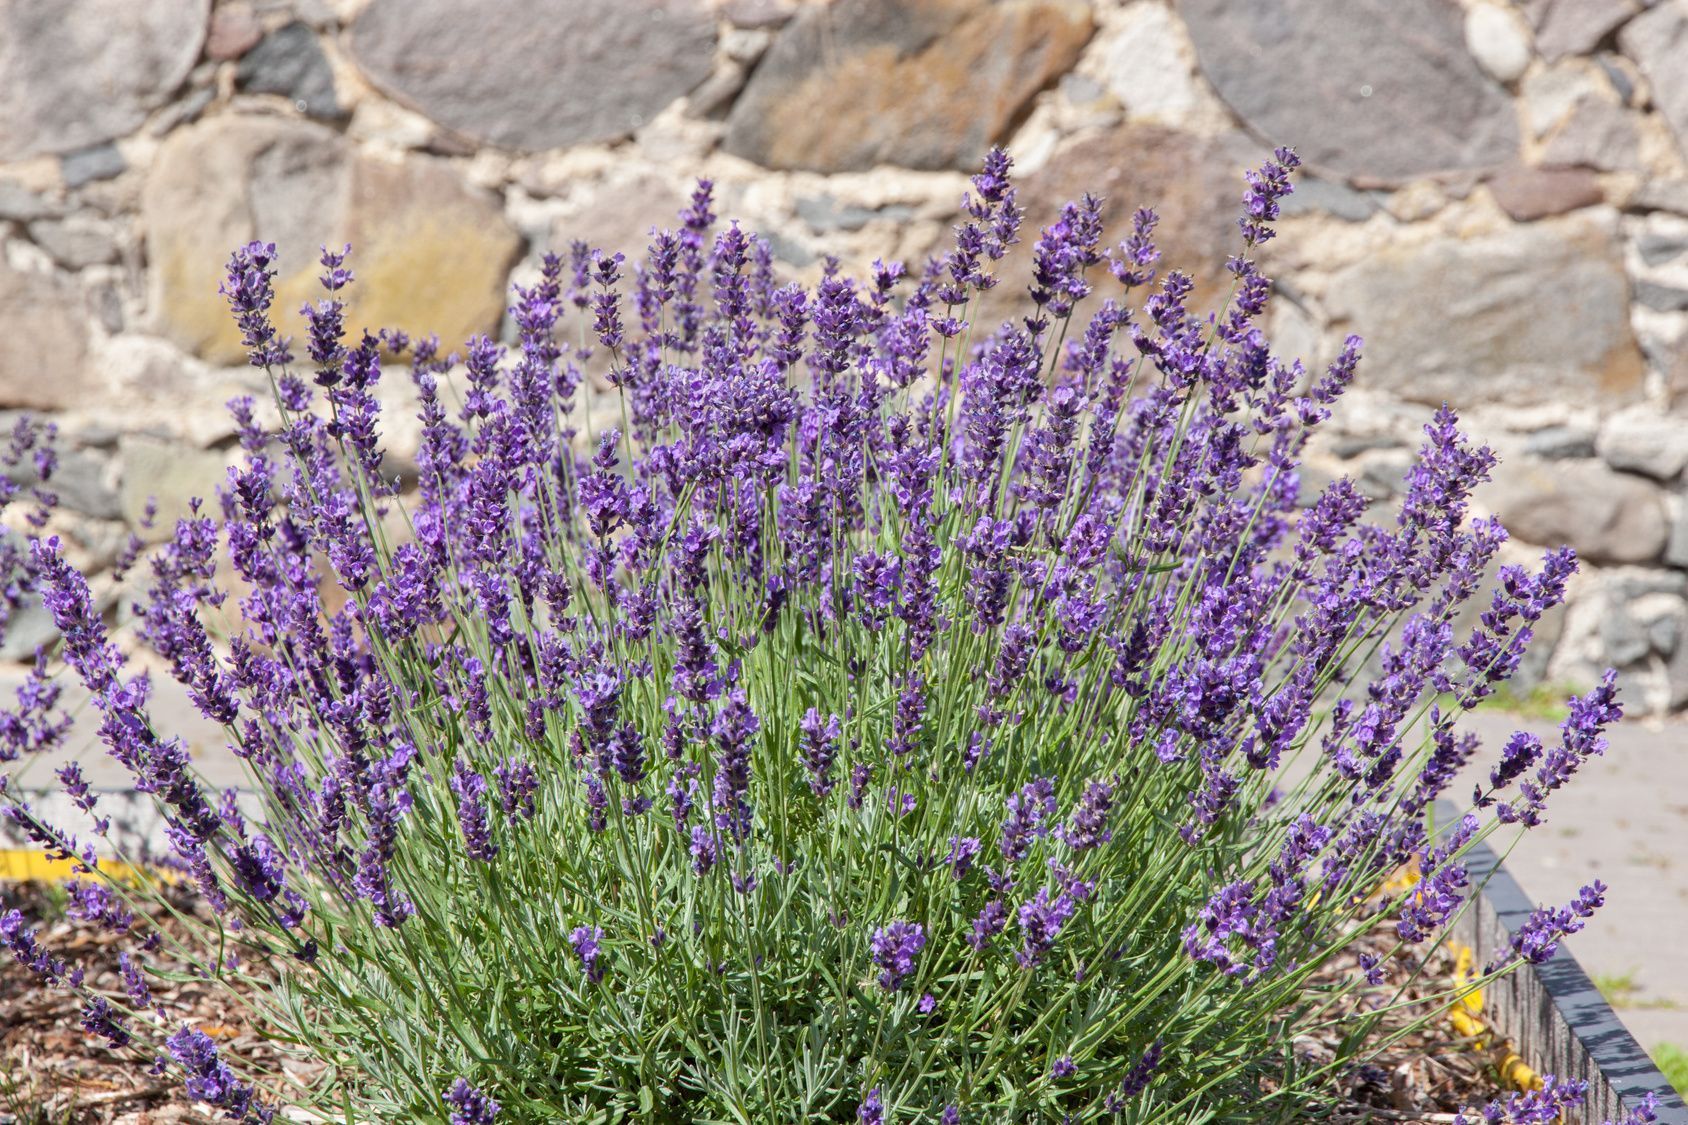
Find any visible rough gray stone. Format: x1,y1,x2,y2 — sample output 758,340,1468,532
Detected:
1525,423,1598,459
1636,281,1688,311
1596,52,1637,105
0,180,59,222
1485,165,1604,220
1649,607,1683,655
1639,228,1688,265
1525,0,1640,61
724,0,1094,172
0,0,210,161
148,85,216,137
686,62,748,120
794,194,916,232
0,596,62,663
1327,432,1404,458
1599,407,1688,480
1356,451,1413,500
1177,0,1518,184
1539,97,1643,172
1279,176,1378,221
0,262,95,412
61,143,126,189
238,22,341,120
1323,215,1644,408
550,176,689,266
44,450,122,520
1667,504,1688,568
1668,637,1688,710
724,0,796,27
1482,459,1668,564
351,0,717,151
118,437,230,540
84,278,125,334
1603,604,1654,666
1630,178,1688,217
26,217,120,269
1620,1,1688,152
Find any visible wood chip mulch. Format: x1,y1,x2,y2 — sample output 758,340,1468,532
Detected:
2,883,1512,1124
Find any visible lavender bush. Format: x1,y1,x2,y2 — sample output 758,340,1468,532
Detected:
0,148,1643,1122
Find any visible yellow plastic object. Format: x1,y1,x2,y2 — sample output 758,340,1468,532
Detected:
0,848,152,885
1379,858,1423,897
1445,941,1544,1093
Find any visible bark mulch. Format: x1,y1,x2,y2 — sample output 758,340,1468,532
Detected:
2,882,1517,1124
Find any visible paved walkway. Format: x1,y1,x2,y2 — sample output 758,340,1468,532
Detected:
4,668,1685,1054
1455,709,1688,1054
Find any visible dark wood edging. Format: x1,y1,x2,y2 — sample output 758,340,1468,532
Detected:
1448,816,1688,1124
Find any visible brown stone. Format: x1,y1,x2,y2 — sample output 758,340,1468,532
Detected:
979,123,1250,325
0,0,210,161
1323,214,1644,410
0,262,95,411
206,1,263,61
723,0,1094,172
1485,165,1604,220
143,116,524,365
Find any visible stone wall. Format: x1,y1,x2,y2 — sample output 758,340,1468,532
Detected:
1,0,1686,709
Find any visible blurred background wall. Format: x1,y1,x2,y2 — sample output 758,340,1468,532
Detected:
0,0,1686,712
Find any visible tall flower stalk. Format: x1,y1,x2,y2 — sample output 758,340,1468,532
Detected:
0,148,1630,1123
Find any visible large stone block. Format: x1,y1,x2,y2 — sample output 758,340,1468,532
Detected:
1323,215,1643,409
350,0,716,151
0,0,209,161
1597,406,1688,482
1620,2,1688,156
724,0,1093,172
0,262,95,411
143,116,524,365
1525,0,1640,61
1178,0,1518,184
984,123,1250,323
1482,459,1668,565
118,436,232,540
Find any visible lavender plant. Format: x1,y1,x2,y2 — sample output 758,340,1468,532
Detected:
0,148,1637,1123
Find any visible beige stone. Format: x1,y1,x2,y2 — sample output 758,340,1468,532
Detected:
1323,212,1644,409
118,435,234,540
143,116,523,365
0,261,95,411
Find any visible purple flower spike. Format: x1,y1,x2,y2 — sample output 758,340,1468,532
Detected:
870,920,926,992
445,1077,500,1125
570,924,606,984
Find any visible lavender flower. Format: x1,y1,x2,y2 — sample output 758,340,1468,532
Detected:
452,760,499,862
571,924,606,984
870,920,926,991
167,1026,264,1120
445,1078,500,1125
798,707,841,797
